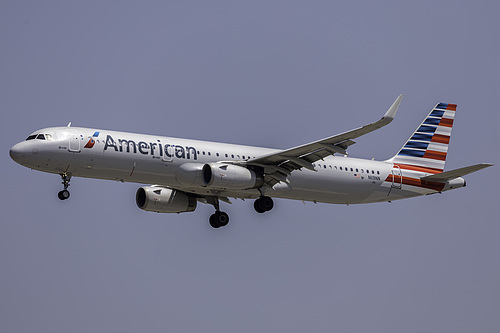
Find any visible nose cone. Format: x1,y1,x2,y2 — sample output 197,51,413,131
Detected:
10,142,26,164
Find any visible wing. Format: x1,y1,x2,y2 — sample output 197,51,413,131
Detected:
243,95,403,185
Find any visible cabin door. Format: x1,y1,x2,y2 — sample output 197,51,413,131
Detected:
68,131,81,153
391,165,402,189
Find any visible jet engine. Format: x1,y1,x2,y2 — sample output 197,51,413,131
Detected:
136,186,197,213
176,163,206,187
202,163,264,190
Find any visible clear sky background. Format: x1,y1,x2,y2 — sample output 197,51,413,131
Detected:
1,1,498,332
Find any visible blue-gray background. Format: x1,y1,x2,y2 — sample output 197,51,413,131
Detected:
1,1,498,332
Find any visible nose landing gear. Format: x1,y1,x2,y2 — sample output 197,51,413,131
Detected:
58,173,71,200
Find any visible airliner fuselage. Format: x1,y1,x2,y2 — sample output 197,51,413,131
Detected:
10,126,405,204
9,96,492,228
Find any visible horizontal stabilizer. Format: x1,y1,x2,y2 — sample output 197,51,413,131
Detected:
420,163,493,182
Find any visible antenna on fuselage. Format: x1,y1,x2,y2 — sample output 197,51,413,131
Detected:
67,122,72,127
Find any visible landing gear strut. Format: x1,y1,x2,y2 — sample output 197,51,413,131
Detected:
254,196,274,213
58,173,71,200
208,196,229,229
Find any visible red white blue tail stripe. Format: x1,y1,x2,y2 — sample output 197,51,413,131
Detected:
389,102,456,173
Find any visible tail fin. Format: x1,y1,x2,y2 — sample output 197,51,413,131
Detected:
388,102,457,173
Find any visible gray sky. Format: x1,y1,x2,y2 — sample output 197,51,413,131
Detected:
1,1,499,332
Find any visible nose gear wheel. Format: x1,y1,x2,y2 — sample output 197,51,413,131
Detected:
58,173,71,200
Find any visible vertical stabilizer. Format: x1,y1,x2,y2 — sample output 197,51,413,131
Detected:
388,102,457,173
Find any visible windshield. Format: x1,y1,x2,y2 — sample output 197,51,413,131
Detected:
26,133,54,141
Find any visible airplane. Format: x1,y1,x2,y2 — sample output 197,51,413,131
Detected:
9,95,493,228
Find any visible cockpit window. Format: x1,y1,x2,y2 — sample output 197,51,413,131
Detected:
26,133,53,141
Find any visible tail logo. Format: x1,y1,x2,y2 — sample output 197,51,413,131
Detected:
391,102,457,173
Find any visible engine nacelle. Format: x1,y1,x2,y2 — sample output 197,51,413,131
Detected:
202,163,264,190
136,186,197,213
176,163,206,187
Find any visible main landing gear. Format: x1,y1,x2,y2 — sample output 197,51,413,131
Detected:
209,211,229,229
208,197,229,229
208,195,274,228
207,195,274,229
58,173,71,200
254,196,274,213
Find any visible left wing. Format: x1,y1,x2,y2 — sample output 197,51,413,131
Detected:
242,95,403,184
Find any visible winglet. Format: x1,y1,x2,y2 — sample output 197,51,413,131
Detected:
381,94,403,124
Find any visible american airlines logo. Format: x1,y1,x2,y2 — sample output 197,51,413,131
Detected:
103,134,198,160
84,131,100,149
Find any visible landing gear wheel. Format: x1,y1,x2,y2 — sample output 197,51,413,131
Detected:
209,211,229,228
217,211,229,227
254,196,274,213
58,189,70,200
254,200,265,213
58,173,72,201
209,214,220,228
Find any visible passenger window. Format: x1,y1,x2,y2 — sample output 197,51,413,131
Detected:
340,167,342,170
36,134,45,140
372,170,374,174
361,169,364,173
225,154,228,158
350,168,353,172
356,168,359,172
231,154,234,158
377,171,380,175
324,165,326,169
216,153,219,157
26,135,37,141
